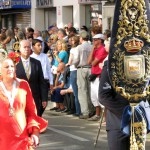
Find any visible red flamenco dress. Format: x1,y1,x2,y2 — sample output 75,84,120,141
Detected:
0,79,48,150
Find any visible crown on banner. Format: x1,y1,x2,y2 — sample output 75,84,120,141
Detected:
124,38,144,52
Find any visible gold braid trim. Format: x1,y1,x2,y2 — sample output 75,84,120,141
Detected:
115,86,150,101
115,0,150,47
130,106,147,150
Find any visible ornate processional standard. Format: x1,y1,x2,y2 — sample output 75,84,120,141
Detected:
108,0,150,149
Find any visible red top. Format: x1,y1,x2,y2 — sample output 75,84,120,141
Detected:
91,45,108,74
0,79,48,150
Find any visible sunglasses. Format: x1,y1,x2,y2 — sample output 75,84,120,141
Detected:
93,38,100,41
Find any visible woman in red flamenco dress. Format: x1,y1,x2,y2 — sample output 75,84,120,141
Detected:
0,57,48,150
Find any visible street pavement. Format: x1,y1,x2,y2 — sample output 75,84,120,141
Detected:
37,103,150,150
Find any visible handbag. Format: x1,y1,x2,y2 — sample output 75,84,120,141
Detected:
88,74,99,82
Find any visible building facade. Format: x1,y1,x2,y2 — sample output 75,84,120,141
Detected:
3,0,150,51
31,0,103,31
0,0,116,32
0,0,31,29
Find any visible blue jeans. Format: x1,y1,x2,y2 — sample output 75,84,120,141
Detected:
70,70,81,115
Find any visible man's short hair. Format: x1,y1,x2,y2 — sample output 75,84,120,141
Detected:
32,39,42,46
79,31,89,41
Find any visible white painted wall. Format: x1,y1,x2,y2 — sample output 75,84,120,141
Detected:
73,4,79,29
56,5,63,28
31,0,90,31
31,0,45,30
54,0,77,6
54,0,84,30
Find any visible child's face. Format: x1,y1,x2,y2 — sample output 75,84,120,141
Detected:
33,42,42,54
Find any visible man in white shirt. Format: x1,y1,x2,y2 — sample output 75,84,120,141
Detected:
30,39,53,114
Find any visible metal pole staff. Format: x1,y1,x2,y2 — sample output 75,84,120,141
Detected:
94,107,105,148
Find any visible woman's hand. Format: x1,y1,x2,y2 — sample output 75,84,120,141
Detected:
31,134,39,148
60,90,67,95
53,50,58,56
50,87,56,94
30,127,40,148
65,63,69,66
42,101,48,108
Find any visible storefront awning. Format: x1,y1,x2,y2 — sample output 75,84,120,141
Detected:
0,9,30,15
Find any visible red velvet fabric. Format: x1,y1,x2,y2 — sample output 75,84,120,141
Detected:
0,79,48,150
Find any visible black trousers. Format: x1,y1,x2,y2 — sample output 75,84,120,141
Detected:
107,130,130,150
63,93,75,112
40,79,49,116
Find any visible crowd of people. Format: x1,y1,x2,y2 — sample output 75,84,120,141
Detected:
1,1,150,149
0,23,111,123
1,20,148,150
0,23,112,149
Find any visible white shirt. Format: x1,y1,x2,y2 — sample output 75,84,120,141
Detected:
69,47,78,71
30,53,53,85
74,41,92,67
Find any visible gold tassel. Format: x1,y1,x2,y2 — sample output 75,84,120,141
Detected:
130,106,138,150
130,105,147,150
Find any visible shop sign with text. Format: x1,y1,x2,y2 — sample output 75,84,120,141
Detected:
11,0,31,8
36,0,53,8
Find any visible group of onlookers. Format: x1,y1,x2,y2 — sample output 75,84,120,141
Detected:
0,23,111,122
